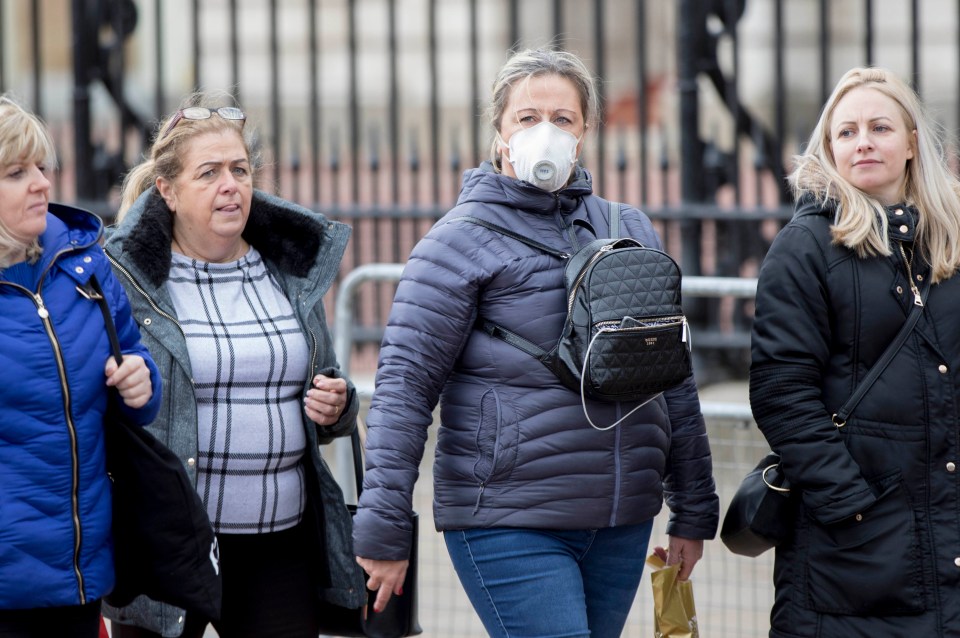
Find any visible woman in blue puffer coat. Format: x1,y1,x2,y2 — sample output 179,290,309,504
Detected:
0,96,161,637
352,48,719,638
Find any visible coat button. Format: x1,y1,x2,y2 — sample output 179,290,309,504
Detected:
74,266,84,274
143,318,152,326
899,225,909,233
954,557,960,568
948,462,956,472
83,256,92,263
187,458,196,467
855,513,863,522
895,208,904,215
939,364,948,374
896,286,903,294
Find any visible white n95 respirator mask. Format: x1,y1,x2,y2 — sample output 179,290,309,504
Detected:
506,122,579,192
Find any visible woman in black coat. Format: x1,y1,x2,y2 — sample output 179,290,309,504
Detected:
750,66,960,637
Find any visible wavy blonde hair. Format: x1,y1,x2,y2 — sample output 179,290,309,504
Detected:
117,91,259,219
0,95,56,267
789,66,960,283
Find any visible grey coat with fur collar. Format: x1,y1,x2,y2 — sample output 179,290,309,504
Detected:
101,188,366,636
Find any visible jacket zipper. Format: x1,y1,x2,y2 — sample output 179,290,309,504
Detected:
106,254,187,337
898,243,924,307
5,282,88,604
24,246,89,602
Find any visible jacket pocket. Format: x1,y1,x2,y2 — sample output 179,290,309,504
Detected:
803,472,925,615
472,388,518,485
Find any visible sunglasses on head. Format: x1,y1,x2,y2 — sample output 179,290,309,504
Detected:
159,106,246,141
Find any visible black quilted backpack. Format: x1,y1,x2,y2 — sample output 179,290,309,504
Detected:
459,201,692,429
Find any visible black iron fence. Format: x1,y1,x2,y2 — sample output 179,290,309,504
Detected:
3,0,958,380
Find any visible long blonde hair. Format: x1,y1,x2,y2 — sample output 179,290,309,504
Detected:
0,95,56,267
118,91,259,219
789,66,960,283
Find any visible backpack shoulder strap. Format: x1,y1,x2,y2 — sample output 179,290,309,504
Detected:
607,200,621,239
448,217,558,359
475,320,550,360
451,216,570,259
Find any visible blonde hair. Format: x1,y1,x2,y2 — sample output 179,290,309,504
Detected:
117,91,259,219
0,95,56,267
486,48,600,171
789,66,960,283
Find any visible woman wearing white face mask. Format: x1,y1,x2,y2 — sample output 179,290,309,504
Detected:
353,48,718,638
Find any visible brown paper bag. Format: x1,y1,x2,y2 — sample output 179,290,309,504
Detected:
647,554,700,638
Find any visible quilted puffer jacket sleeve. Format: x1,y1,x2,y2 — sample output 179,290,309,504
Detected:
352,221,489,560
749,221,875,524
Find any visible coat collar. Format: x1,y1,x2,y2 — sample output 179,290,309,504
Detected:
794,193,919,243
105,188,337,289
456,161,594,217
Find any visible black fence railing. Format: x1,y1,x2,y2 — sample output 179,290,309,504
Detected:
2,0,957,380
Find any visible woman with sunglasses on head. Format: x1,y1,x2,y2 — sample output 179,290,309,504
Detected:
101,93,366,638
0,95,160,638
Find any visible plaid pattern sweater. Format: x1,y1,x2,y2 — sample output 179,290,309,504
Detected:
167,248,309,533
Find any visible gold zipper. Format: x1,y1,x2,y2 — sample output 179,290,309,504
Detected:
33,293,87,604
898,243,923,307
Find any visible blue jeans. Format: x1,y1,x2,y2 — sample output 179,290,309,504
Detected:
444,521,654,638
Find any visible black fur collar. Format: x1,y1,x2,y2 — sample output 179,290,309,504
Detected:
119,190,323,288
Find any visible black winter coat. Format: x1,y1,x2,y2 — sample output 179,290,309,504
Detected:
750,196,960,637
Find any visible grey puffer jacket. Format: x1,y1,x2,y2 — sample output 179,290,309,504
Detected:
353,162,719,561
101,188,366,636
751,195,960,637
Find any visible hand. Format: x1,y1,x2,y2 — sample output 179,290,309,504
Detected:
305,374,348,426
104,355,153,409
654,536,703,581
356,557,408,613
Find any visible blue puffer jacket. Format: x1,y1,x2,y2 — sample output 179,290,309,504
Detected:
0,204,161,609
353,163,719,560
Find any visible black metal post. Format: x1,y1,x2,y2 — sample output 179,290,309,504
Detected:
71,0,94,200
677,0,705,273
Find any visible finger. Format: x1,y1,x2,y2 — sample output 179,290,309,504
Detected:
104,357,119,378
114,364,148,392
313,375,347,393
373,586,394,613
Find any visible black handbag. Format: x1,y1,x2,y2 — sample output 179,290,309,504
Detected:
82,276,222,619
720,452,797,557
315,426,422,638
721,277,929,557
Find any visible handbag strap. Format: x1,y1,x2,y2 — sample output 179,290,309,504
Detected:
77,275,123,366
349,429,364,499
832,277,930,426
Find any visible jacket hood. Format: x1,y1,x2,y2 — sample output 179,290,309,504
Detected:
104,188,349,289
40,203,103,254
456,161,594,217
